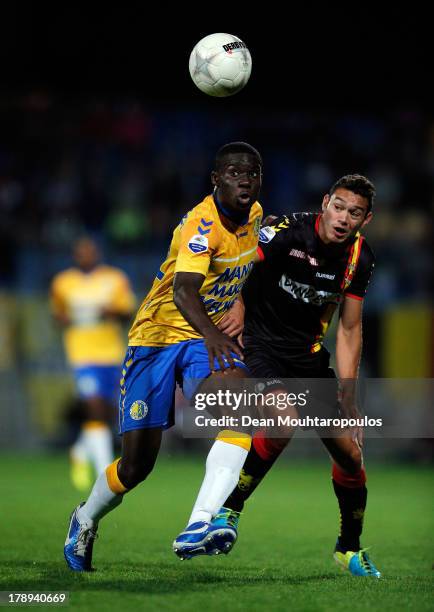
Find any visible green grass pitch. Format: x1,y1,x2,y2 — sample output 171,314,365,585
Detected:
1,453,433,611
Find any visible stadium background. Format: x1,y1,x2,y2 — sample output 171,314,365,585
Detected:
0,11,432,610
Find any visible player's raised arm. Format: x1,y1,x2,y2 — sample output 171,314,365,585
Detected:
173,271,243,371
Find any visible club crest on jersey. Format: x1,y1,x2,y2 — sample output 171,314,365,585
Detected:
254,217,261,236
259,226,276,243
188,234,208,253
129,400,148,420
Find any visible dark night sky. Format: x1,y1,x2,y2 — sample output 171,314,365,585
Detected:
1,6,431,111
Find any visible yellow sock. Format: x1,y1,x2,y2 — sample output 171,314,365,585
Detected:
216,429,252,451
105,458,128,494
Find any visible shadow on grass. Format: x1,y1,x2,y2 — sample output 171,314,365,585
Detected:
1,560,339,593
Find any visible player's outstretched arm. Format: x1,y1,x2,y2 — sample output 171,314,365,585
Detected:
173,271,243,372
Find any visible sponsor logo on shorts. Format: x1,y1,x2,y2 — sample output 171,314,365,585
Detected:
77,375,99,397
254,379,284,393
188,234,208,253
129,400,148,420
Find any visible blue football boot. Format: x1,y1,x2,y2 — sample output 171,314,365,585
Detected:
173,507,240,560
208,506,240,554
334,547,381,578
173,521,215,560
64,503,98,571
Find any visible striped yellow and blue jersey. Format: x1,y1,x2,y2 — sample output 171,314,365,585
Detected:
129,194,262,347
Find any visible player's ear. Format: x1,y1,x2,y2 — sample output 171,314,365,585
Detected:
321,194,330,211
361,211,373,228
211,170,218,187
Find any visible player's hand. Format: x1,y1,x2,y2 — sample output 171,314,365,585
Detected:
262,214,278,227
203,328,244,373
217,299,245,338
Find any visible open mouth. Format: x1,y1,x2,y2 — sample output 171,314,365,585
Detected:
238,192,252,205
333,226,347,238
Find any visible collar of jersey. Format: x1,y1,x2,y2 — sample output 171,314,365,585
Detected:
213,193,250,226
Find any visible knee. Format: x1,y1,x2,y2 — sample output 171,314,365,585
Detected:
118,458,155,489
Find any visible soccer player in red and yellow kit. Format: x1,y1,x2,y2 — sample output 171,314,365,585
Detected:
64,142,263,570
211,175,381,577
51,238,136,489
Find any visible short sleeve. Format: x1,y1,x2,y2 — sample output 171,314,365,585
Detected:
344,243,375,301
257,215,293,261
175,214,221,276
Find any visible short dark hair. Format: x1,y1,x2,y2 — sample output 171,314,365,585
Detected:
215,141,262,170
330,174,376,213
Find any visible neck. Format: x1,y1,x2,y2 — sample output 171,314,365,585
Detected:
79,264,97,273
213,191,250,226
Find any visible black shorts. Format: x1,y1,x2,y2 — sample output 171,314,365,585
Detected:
244,341,340,423
245,342,335,379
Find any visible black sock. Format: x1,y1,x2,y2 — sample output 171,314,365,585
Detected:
333,480,367,552
224,443,278,512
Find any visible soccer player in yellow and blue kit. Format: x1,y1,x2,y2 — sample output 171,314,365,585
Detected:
64,142,263,570
51,238,136,490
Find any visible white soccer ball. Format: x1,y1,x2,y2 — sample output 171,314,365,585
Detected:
189,33,252,97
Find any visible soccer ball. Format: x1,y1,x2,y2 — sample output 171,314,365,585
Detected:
189,33,252,97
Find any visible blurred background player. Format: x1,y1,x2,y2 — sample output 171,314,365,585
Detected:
207,175,381,577
63,142,263,571
50,237,136,490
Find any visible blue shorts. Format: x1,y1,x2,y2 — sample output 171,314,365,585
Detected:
119,339,248,433
73,365,120,402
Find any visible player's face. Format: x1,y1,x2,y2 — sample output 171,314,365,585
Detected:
73,239,100,271
319,188,372,244
211,153,262,214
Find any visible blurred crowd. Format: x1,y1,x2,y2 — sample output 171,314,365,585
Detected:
0,92,432,305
